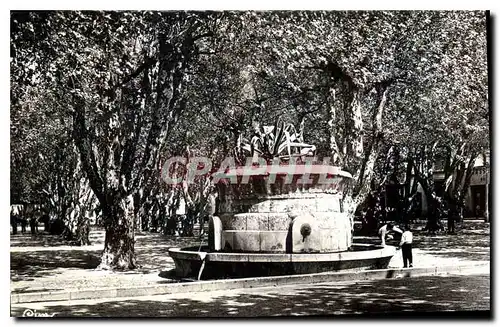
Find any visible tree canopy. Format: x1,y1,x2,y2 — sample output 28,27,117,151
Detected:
11,10,489,269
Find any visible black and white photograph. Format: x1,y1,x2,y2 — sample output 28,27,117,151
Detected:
9,6,491,318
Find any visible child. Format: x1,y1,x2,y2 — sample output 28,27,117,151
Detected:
399,227,413,268
378,223,402,246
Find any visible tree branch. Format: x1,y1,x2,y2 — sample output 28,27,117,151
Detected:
113,57,157,89
72,99,106,205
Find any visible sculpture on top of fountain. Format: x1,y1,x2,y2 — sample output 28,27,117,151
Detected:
236,117,317,164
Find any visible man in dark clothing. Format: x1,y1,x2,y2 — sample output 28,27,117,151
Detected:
40,214,50,232
29,216,38,234
20,217,27,233
11,214,18,235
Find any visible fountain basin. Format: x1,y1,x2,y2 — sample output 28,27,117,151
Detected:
168,244,397,279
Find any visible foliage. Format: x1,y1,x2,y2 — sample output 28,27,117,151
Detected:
11,10,489,267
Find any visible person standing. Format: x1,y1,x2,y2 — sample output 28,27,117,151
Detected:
10,214,18,235
399,227,413,268
20,216,27,234
29,216,38,235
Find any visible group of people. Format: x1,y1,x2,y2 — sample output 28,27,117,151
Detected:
10,214,40,235
10,205,51,235
378,222,414,268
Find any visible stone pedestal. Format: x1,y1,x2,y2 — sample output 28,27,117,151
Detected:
209,165,352,254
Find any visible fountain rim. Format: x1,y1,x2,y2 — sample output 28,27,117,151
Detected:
168,244,397,263
213,164,352,180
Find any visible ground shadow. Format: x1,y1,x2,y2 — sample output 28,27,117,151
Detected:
356,222,490,262
10,250,102,282
10,229,105,247
10,229,201,288
11,275,490,318
10,222,489,295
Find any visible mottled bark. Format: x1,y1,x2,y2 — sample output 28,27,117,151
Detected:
99,195,136,270
72,102,106,205
323,60,395,237
131,33,195,234
72,96,136,268
450,154,476,227
443,145,477,232
348,87,388,215
401,151,419,223
181,174,212,237
326,89,343,166
64,178,94,245
458,155,476,209
345,90,364,167
43,137,95,245
413,143,440,231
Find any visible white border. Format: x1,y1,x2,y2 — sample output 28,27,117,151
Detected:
2,1,497,326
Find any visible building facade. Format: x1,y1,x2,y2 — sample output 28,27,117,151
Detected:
422,153,490,220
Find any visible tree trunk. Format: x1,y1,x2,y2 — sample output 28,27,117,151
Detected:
64,16,210,271
98,195,136,270
447,200,458,234
402,151,417,224
412,143,440,232
64,209,92,245
338,86,388,247
444,152,476,233
456,154,477,222
348,87,388,213
326,88,343,166
424,190,439,232
76,217,91,245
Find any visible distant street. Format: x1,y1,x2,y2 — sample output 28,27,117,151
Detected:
12,273,490,318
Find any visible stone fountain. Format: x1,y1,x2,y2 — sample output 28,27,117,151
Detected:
168,120,396,279
168,164,396,279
